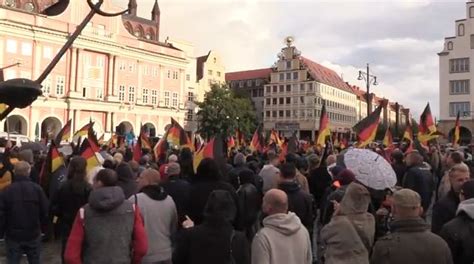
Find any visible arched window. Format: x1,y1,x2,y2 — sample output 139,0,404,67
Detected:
458,23,465,36
470,6,474,18
447,41,453,50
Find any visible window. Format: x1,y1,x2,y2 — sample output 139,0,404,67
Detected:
286,97,291,104
286,72,291,80
43,46,52,59
217,71,221,77
151,90,158,105
164,91,170,106
293,72,298,80
470,6,474,18
119,85,125,101
96,87,103,99
187,109,193,121
119,61,126,70
186,74,190,81
307,83,313,91
450,80,470,94
266,86,271,93
279,85,284,92
279,111,284,117
97,57,104,67
188,92,194,102
143,65,149,76
471,37,474,50
128,86,135,103
256,79,261,86
239,81,244,88
286,85,291,92
56,76,65,95
172,93,178,107
266,111,270,117
286,61,291,69
247,80,253,87
300,83,305,91
208,70,213,75
42,78,51,94
450,102,470,117
142,89,149,104
272,111,277,118
273,86,277,93
21,42,32,56
97,24,105,36
272,98,277,105
458,24,465,36
258,88,264,96
279,73,284,81
279,98,284,105
252,89,258,97
152,67,158,77
266,98,271,105
286,110,291,117
450,58,470,73
6,39,17,53
82,87,87,98
129,63,135,72
173,71,179,79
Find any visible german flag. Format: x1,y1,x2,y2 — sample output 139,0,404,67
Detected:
403,120,413,142
383,126,394,149
98,134,105,145
279,141,288,162
249,126,265,153
453,111,461,145
316,100,330,147
87,126,100,153
154,135,169,161
80,138,101,173
51,144,64,173
340,136,348,150
54,119,72,145
227,136,235,152
418,103,440,143
167,118,191,147
353,104,383,148
39,142,65,193
139,128,152,150
235,129,245,148
193,135,224,173
269,129,283,147
107,134,118,148
194,134,202,152
74,122,93,138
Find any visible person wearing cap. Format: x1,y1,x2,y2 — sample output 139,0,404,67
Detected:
161,162,191,224
402,151,434,213
371,189,453,264
440,180,474,264
432,163,470,234
228,152,249,190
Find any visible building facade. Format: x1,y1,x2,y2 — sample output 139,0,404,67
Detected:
439,1,474,142
0,0,191,140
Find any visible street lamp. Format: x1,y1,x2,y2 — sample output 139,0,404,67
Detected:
357,63,378,114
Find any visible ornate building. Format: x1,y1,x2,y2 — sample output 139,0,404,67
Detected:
0,0,191,140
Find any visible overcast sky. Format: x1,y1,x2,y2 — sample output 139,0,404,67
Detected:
113,0,467,118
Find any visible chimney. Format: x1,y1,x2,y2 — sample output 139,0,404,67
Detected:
128,0,137,16
151,0,160,23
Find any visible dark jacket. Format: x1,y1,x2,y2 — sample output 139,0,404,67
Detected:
187,180,240,228
237,183,261,240
392,162,407,186
116,163,138,199
278,181,313,231
440,198,474,264
308,166,332,209
228,164,249,190
402,164,434,211
322,185,349,226
371,218,453,264
432,189,460,234
162,175,191,224
0,176,49,241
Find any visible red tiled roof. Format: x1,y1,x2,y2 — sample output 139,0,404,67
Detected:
225,68,272,81
300,57,352,92
349,85,367,101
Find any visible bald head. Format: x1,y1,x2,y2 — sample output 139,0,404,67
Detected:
262,189,288,215
326,155,337,166
137,168,161,190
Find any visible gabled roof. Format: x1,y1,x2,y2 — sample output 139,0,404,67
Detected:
196,51,210,81
300,57,352,92
225,68,272,81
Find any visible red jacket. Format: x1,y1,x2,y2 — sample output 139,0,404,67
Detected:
64,204,148,264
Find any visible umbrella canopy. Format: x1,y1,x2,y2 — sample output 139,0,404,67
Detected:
336,148,397,190
20,142,47,152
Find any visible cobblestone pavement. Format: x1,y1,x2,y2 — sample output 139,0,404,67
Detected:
0,239,62,264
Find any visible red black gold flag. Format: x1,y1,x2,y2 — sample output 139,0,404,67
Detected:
453,111,461,145
167,118,191,148
269,129,283,148
54,119,72,145
235,129,245,148
383,126,394,149
80,138,100,173
139,127,152,150
249,125,265,153
227,136,235,152
74,122,93,138
39,142,64,193
418,103,441,143
154,135,169,161
316,100,330,147
193,135,225,173
353,104,383,148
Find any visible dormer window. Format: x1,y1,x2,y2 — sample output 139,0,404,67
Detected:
458,23,465,36
447,41,453,50
470,6,474,18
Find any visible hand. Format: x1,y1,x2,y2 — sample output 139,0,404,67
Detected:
182,215,194,229
332,200,340,216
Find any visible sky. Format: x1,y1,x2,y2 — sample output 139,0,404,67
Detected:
113,0,467,118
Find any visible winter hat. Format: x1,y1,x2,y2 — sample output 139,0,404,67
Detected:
238,169,255,185
203,190,237,222
167,162,181,176
461,180,474,200
329,165,344,178
168,154,178,163
115,162,134,181
18,149,34,164
335,169,356,186
234,153,246,166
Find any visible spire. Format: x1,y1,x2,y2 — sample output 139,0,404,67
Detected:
151,0,160,23
128,0,137,16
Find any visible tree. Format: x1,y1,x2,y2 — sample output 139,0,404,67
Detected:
197,83,256,139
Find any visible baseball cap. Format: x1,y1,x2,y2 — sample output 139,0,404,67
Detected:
393,189,421,208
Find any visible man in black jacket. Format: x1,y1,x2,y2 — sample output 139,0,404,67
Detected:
440,180,474,264
432,163,470,234
0,161,49,264
402,151,434,212
278,163,313,233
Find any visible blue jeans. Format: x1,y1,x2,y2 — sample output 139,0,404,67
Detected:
5,237,41,264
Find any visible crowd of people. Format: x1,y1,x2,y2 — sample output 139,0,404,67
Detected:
1,138,474,264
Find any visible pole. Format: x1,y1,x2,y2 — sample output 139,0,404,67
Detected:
366,63,371,115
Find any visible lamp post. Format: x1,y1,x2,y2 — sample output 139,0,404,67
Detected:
358,63,378,114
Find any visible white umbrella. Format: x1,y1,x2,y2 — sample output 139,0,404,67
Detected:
337,148,396,190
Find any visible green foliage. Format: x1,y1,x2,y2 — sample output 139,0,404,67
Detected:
197,83,257,139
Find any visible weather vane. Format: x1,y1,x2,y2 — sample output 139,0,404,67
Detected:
0,0,128,120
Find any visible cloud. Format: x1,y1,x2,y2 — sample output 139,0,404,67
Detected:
112,0,467,119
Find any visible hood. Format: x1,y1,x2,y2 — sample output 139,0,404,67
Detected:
263,212,302,235
339,182,371,215
141,185,167,201
457,198,474,219
88,186,125,211
278,180,300,193
203,190,236,222
116,163,135,182
390,218,428,233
